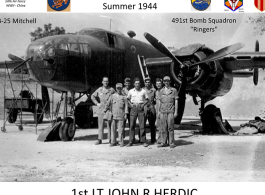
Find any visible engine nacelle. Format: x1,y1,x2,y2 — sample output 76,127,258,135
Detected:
170,46,233,102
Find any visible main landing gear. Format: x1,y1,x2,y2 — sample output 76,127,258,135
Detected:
199,100,234,134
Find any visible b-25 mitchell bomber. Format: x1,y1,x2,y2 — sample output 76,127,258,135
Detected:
1,27,264,141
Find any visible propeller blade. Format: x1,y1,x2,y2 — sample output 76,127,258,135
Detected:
191,42,245,67
8,53,24,61
175,75,187,125
41,86,50,119
144,32,183,66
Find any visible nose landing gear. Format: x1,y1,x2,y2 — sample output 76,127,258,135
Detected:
37,92,76,142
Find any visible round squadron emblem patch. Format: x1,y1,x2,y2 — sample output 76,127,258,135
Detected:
191,0,211,11
48,0,70,11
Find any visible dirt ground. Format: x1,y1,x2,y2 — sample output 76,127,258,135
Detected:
1,118,265,182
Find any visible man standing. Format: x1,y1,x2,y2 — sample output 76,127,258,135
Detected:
155,78,163,144
126,77,149,147
122,77,131,130
91,77,115,145
143,78,156,144
157,76,178,148
106,83,128,147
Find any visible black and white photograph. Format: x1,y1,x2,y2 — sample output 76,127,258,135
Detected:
1,13,265,182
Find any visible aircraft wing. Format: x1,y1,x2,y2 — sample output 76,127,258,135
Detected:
221,52,265,71
0,60,24,69
145,52,265,71
145,57,172,66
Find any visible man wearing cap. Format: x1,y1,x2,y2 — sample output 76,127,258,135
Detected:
143,77,156,144
157,76,178,148
126,77,149,147
105,83,128,147
91,77,115,145
155,78,163,144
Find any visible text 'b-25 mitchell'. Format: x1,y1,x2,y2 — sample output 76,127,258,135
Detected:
1,27,265,141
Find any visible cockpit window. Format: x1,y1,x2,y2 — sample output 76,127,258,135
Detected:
68,43,80,56
57,43,69,56
78,29,108,45
81,44,91,59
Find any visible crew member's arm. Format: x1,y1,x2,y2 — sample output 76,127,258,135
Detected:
174,89,179,118
127,91,134,108
104,95,112,113
91,88,101,107
141,90,149,109
124,97,128,120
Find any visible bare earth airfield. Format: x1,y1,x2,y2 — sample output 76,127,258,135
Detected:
1,13,265,181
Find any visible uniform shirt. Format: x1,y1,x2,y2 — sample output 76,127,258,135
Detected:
106,93,128,121
143,87,156,108
91,87,115,114
155,89,162,113
127,88,148,104
159,87,178,113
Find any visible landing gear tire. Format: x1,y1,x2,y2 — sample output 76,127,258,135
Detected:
75,102,97,128
201,104,217,134
7,109,18,123
59,117,75,141
33,104,43,124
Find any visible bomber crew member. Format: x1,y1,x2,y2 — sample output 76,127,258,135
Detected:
143,77,157,144
157,76,178,148
106,83,128,147
126,77,149,147
122,77,131,130
155,78,163,144
91,77,115,145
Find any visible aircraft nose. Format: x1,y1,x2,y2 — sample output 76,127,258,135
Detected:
26,37,67,82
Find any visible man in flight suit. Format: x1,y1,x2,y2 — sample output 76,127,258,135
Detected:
157,76,178,148
106,83,128,147
155,78,163,144
126,77,149,147
91,77,115,145
143,77,156,144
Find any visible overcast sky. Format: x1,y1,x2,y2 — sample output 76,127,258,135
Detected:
0,13,264,60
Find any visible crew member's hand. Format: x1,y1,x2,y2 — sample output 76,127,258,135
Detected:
97,103,101,107
157,112,161,119
124,115,127,121
174,112,177,118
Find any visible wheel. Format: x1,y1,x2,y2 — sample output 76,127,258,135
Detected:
7,109,18,123
59,117,75,141
74,102,96,128
33,104,43,124
201,104,218,134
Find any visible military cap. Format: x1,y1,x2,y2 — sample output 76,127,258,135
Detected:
163,76,171,81
116,83,123,88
